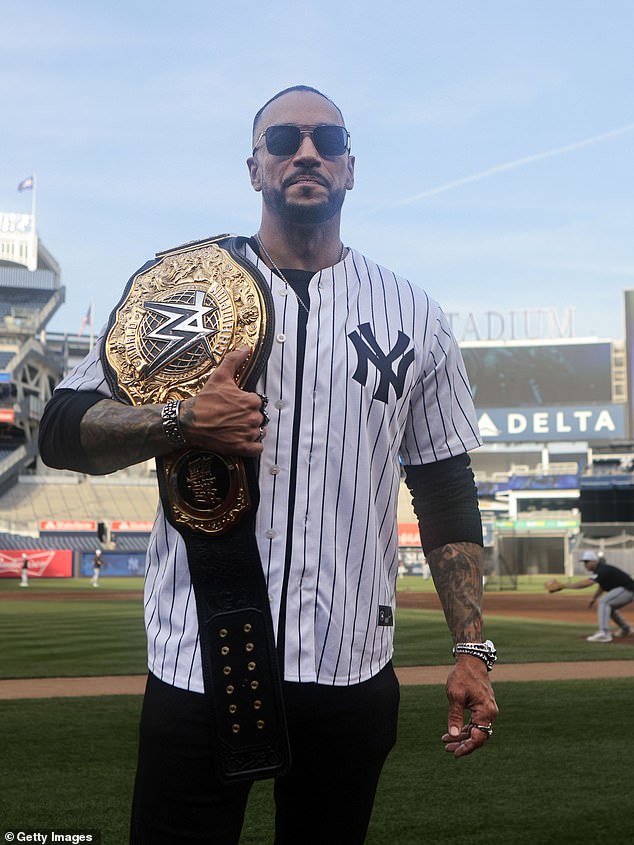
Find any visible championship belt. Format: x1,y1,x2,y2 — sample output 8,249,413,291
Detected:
102,235,290,782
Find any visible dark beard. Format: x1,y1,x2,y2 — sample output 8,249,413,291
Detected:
262,183,347,224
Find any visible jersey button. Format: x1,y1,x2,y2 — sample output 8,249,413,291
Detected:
274,399,286,410
265,529,277,539
276,333,286,343
270,465,281,475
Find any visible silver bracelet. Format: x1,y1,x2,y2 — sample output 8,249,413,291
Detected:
453,639,497,672
161,399,186,447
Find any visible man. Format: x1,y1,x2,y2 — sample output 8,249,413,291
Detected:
91,548,102,587
553,550,634,642
20,552,29,587
39,85,498,844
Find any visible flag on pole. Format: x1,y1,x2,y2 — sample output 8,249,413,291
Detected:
78,305,93,337
18,176,34,191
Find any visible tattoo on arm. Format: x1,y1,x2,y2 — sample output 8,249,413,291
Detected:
427,542,483,644
80,399,169,474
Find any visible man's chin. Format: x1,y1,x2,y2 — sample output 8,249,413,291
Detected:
263,186,346,225
284,202,338,225
283,192,347,225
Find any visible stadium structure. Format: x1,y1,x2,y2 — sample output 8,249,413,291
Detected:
1,201,634,585
0,201,156,581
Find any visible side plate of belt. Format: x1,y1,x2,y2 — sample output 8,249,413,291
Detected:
102,234,290,783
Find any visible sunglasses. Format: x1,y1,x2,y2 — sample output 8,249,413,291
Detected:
253,124,351,157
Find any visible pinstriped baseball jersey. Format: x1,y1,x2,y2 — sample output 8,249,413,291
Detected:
57,242,481,691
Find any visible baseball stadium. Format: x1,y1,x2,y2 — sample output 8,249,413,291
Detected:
1,207,633,842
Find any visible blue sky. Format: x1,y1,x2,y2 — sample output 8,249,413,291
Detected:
2,1,633,341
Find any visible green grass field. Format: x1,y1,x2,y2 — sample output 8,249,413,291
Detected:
0,571,572,596
1,578,633,843
0,593,147,678
0,578,628,680
1,681,633,844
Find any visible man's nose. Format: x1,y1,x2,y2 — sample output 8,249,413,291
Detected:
292,134,321,163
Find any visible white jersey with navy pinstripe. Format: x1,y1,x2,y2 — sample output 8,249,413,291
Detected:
57,242,481,691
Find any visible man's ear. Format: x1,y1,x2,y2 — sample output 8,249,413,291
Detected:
346,154,355,191
247,156,262,192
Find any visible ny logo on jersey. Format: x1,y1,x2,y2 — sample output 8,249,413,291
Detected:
347,323,415,403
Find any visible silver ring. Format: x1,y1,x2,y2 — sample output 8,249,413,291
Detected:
471,723,493,738
256,427,264,442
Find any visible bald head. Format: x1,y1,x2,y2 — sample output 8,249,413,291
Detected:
252,85,346,146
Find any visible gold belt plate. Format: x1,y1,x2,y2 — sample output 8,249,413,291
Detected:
105,241,268,404
104,240,271,534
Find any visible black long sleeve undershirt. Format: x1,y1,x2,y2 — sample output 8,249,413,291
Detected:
403,454,483,555
38,388,107,472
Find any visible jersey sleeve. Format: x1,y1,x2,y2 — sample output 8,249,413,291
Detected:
400,302,481,465
54,329,112,394
38,329,115,472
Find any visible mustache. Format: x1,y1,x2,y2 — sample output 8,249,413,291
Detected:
282,172,329,189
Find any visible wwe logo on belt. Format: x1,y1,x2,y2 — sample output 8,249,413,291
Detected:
141,290,219,377
348,323,415,403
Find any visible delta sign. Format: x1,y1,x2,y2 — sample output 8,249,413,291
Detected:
477,404,625,442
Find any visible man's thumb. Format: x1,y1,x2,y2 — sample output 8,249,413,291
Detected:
214,346,252,380
447,702,464,737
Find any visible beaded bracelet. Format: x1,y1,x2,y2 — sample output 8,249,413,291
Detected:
452,640,497,671
161,399,186,447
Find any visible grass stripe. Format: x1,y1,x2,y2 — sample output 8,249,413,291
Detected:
1,680,632,844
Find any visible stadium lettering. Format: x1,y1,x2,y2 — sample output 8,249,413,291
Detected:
595,410,617,431
0,211,33,234
446,308,575,341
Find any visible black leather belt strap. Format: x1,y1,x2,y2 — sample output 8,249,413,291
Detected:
103,235,290,783
178,513,289,778
155,451,290,782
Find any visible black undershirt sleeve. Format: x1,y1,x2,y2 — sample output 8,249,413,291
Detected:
38,388,109,472
403,453,483,555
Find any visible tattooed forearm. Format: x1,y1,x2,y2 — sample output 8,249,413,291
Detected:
80,399,171,474
427,542,484,644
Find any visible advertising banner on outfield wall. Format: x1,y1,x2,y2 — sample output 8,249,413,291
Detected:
0,549,72,578
398,523,421,547
79,551,145,577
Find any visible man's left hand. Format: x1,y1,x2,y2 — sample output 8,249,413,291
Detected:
442,656,499,758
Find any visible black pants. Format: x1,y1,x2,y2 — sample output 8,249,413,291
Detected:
130,664,400,844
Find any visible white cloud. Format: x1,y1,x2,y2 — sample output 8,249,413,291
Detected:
394,123,634,205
